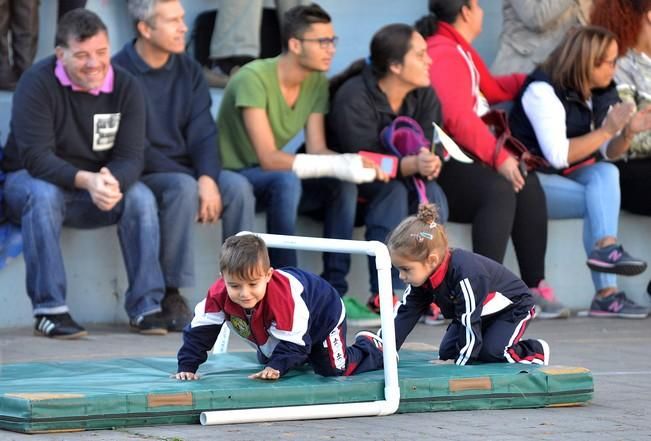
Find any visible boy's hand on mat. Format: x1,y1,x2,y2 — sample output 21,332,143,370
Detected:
249,367,280,380
175,372,200,380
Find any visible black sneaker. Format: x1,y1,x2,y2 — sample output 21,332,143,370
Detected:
130,312,168,335
355,330,399,362
34,313,88,339
586,244,647,276
355,330,384,351
162,288,193,332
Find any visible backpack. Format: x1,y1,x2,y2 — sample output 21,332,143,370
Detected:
380,116,431,204
482,109,549,173
189,8,283,67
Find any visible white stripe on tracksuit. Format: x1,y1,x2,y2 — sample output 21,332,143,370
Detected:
457,278,477,366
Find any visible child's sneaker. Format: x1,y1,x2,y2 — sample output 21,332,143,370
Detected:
130,312,168,335
536,339,550,366
355,330,400,363
34,313,88,339
530,280,570,319
366,292,399,314
343,297,381,327
588,291,649,319
421,302,445,326
587,244,647,276
355,330,383,351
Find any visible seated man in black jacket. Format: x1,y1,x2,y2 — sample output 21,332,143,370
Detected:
2,9,169,338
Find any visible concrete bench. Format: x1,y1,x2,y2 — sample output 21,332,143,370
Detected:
3,1,650,329
1,211,650,329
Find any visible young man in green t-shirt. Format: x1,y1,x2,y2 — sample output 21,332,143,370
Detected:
217,3,385,322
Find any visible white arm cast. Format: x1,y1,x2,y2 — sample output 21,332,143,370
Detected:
292,153,376,183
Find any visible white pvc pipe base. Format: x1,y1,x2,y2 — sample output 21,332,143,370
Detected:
201,232,400,425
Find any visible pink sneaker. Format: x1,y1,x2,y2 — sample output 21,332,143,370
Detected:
530,280,570,319
422,302,445,326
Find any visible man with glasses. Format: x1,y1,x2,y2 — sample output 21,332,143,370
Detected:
217,3,383,324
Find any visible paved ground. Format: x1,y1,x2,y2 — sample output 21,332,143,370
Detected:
1,316,650,441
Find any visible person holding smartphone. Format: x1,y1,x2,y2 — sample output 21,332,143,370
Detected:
326,23,448,320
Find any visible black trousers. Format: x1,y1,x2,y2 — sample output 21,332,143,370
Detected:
438,305,544,364
57,0,87,20
437,159,547,287
0,0,39,75
617,158,651,215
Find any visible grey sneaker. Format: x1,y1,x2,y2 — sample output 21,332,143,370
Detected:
589,291,649,319
587,244,647,276
530,280,570,319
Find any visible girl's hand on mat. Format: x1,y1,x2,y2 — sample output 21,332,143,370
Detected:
249,367,280,380
429,359,454,365
175,371,200,380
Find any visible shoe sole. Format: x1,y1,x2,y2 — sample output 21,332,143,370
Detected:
588,311,649,319
129,326,168,335
537,339,550,365
586,260,647,276
535,308,571,319
423,318,446,326
33,329,88,339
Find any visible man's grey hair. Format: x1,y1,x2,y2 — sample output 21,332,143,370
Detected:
126,0,160,24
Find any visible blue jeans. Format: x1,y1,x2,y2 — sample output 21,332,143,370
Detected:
238,167,356,295
141,171,255,288
536,162,619,291
4,170,165,318
300,177,357,295
239,167,301,267
359,178,448,294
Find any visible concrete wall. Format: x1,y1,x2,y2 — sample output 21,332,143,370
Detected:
1,0,503,145
2,211,651,328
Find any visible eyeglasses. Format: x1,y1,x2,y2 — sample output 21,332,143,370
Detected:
298,36,338,49
599,58,617,68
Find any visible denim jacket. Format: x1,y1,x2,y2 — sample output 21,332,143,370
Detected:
491,0,591,76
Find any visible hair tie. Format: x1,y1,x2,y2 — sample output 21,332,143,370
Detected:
410,232,433,242
365,56,373,66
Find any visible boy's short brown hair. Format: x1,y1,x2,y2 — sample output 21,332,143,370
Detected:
219,234,271,280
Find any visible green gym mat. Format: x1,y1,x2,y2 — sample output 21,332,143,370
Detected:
0,351,593,433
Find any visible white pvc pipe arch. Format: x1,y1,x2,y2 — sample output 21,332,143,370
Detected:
201,232,400,426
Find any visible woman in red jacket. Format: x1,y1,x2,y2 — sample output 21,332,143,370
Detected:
415,0,568,319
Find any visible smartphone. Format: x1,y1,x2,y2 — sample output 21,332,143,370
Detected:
518,158,528,178
359,151,399,178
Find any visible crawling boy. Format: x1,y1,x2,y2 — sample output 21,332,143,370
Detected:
176,234,382,380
